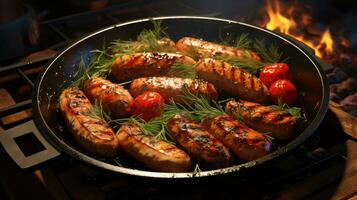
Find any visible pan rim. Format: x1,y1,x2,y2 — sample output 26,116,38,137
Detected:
33,16,329,178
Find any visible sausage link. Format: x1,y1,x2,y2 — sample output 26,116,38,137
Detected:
176,37,261,61
166,114,232,168
83,76,133,118
111,52,196,81
117,123,191,172
59,87,119,157
130,76,218,103
196,58,270,104
202,115,272,161
225,99,297,140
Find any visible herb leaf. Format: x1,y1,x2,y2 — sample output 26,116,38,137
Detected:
111,20,177,55
235,33,251,49
169,62,197,78
253,39,283,64
270,102,303,119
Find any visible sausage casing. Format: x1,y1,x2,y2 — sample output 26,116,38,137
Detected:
117,123,191,172
202,115,272,161
166,115,232,168
129,76,218,103
176,37,261,61
59,87,119,157
225,99,297,140
196,58,270,104
111,52,196,81
83,76,133,118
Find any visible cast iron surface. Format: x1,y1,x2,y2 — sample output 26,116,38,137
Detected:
32,16,329,178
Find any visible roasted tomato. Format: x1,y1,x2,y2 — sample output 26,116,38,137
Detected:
131,91,165,121
260,63,290,87
269,79,297,105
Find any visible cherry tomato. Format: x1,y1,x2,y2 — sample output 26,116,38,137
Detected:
260,63,291,87
131,91,165,121
269,79,297,105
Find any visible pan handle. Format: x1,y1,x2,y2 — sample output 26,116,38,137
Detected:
0,120,60,169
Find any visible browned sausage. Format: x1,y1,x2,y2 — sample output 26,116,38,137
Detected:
196,58,270,104
83,76,133,118
176,37,261,60
117,123,191,172
111,52,196,81
225,99,297,140
129,76,218,103
166,114,232,168
202,115,272,161
59,87,119,157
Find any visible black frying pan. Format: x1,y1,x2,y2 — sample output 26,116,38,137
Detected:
31,16,329,178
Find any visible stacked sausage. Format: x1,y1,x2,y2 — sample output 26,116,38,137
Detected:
60,37,298,172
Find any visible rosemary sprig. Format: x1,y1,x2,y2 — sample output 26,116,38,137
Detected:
72,48,114,88
178,87,226,121
270,102,303,119
214,36,284,74
253,39,283,64
169,62,197,78
235,33,251,49
84,100,111,122
111,20,177,55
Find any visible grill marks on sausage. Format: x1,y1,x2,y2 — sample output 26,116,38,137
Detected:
83,77,133,118
130,77,218,103
111,52,196,81
196,58,270,104
167,115,232,168
59,87,119,157
117,123,191,172
203,115,272,161
225,99,297,140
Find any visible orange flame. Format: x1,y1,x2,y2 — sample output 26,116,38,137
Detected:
263,0,334,58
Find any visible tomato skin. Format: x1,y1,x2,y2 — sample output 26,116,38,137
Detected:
260,63,290,87
269,79,297,105
131,92,165,121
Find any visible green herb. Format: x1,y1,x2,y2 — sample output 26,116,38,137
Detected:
169,62,197,78
177,87,226,121
111,20,177,55
214,55,265,74
84,100,111,121
214,37,284,74
112,116,175,144
72,48,114,88
235,33,251,49
271,102,303,119
253,39,283,64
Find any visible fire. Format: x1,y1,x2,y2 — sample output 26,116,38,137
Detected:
263,0,334,58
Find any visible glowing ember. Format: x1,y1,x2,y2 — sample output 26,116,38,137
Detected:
263,0,334,59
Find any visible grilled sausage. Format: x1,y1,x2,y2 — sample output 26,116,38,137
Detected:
130,76,218,103
196,58,270,104
225,99,297,140
202,115,272,161
117,123,191,172
111,52,196,81
166,114,232,168
59,87,119,157
83,76,133,118
176,37,261,61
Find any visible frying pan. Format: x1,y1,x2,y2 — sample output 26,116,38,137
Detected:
10,16,330,178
